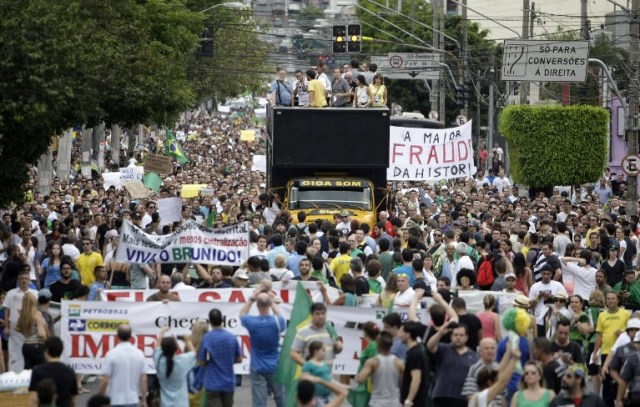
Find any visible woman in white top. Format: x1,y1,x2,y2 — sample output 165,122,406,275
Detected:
353,75,372,108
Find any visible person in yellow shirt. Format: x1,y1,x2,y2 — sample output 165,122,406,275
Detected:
306,69,327,108
369,73,387,107
77,238,105,286
329,242,351,287
592,291,630,406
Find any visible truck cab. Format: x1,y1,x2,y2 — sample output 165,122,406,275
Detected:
266,107,390,228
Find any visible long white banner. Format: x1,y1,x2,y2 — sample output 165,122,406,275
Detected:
387,120,475,181
115,220,250,266
60,301,426,375
99,281,342,304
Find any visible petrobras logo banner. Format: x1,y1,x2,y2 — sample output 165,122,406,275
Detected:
98,281,341,304
115,220,250,266
60,301,427,375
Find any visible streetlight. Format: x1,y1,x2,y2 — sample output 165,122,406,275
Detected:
200,2,246,13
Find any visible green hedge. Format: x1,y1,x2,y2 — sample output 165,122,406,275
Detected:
498,105,609,188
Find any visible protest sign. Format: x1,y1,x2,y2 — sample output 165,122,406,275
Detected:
102,172,122,190
60,301,425,374
200,188,215,196
100,282,341,304
120,166,144,181
181,184,208,198
122,180,150,199
387,120,475,181
252,154,266,173
144,154,173,175
157,197,182,224
240,129,256,142
115,220,250,266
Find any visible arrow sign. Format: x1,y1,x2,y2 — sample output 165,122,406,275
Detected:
408,71,419,78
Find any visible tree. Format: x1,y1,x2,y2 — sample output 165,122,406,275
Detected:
0,0,265,207
499,105,608,188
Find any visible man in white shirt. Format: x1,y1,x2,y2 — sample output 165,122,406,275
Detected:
393,273,415,307
292,70,310,107
249,234,269,259
3,270,38,372
454,243,475,290
492,169,511,194
529,265,567,337
99,325,147,406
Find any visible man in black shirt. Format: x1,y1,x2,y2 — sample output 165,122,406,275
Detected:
400,321,429,407
49,260,81,302
28,336,78,407
533,337,562,393
550,320,585,364
452,297,483,351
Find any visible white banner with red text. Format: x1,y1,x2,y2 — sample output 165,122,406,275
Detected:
99,281,342,304
115,220,250,266
60,301,427,375
387,120,475,181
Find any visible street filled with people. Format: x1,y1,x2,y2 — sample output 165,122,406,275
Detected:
2,66,640,407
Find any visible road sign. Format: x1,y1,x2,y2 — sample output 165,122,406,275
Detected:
428,111,439,120
371,53,441,80
622,154,640,176
501,40,589,82
456,115,468,125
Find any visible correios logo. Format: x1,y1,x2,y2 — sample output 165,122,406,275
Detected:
68,305,81,317
68,319,86,332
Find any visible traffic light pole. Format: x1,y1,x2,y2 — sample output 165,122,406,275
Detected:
461,0,468,117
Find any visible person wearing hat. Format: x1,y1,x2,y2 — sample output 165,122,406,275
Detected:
616,331,640,406
335,210,351,235
549,364,605,407
612,269,640,311
503,272,522,294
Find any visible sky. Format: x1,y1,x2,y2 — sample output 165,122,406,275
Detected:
466,0,627,41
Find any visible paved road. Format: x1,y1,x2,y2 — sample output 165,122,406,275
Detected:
77,375,255,405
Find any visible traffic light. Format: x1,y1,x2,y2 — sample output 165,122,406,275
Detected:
333,25,346,53
464,79,474,100
317,55,334,65
455,84,465,108
347,24,361,53
197,24,214,57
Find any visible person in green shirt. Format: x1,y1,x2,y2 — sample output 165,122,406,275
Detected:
310,257,329,285
613,270,640,311
366,259,383,294
348,321,379,407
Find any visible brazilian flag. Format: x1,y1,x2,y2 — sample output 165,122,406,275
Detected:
164,130,189,165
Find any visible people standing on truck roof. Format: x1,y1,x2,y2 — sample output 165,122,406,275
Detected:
353,75,372,108
268,67,292,107
292,70,309,107
306,69,327,108
369,72,387,108
330,68,351,108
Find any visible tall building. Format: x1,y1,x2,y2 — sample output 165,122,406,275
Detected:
604,10,630,51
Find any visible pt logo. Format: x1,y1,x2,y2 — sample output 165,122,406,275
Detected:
68,319,86,332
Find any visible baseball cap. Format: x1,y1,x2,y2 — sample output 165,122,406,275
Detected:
505,272,516,280
38,288,52,301
339,210,350,217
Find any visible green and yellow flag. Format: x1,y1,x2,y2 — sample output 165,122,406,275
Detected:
164,130,189,165
275,282,312,407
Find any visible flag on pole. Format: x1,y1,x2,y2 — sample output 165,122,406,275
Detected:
275,282,312,407
164,130,189,165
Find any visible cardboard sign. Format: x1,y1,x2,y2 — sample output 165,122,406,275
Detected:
122,180,150,199
144,154,173,175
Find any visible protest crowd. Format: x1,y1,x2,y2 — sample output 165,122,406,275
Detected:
2,75,640,407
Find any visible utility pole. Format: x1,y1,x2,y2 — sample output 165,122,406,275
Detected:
438,0,446,122
519,0,529,105
488,55,495,156
461,0,468,116
431,0,440,115
581,0,589,40
627,0,639,216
